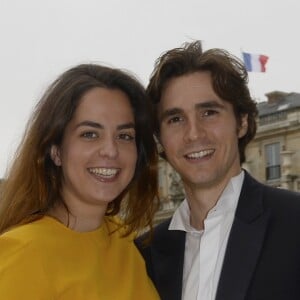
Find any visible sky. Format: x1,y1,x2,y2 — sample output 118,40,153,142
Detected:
0,0,299,177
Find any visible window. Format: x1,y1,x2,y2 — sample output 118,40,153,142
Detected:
265,142,281,180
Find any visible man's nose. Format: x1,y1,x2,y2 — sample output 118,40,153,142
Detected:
183,119,205,143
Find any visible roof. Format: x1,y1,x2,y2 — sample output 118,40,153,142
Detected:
257,92,300,117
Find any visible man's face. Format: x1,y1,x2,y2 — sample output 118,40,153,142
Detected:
158,71,248,192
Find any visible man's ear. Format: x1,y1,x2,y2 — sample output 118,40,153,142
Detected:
50,145,62,166
238,114,248,138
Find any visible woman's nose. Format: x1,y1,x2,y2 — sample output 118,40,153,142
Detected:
98,137,118,159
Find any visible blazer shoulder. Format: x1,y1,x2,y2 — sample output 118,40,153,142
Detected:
153,218,172,237
135,218,172,248
244,172,300,216
263,184,300,211
135,218,186,252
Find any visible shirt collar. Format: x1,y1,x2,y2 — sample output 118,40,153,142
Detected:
169,170,245,233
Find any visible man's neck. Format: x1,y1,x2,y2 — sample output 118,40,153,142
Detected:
185,186,224,230
183,173,241,230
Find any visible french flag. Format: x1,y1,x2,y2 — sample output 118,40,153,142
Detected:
242,52,269,72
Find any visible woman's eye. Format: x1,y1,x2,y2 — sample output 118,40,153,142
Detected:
81,132,98,139
118,133,135,141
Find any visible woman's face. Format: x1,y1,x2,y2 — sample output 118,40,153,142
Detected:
51,87,137,213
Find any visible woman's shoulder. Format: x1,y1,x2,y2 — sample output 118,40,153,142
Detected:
0,216,61,254
1,216,44,237
0,219,45,266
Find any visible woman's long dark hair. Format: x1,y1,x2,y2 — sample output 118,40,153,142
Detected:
0,64,159,235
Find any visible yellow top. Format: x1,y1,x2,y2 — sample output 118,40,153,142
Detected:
0,216,159,300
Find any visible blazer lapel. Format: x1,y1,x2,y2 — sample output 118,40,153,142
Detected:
151,222,186,300
216,172,270,300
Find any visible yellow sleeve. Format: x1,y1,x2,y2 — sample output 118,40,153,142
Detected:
0,235,53,299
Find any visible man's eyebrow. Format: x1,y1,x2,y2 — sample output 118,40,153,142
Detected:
195,100,225,109
75,120,135,130
160,108,183,122
159,100,225,122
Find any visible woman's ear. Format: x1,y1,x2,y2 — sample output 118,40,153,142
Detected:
238,114,248,138
50,145,62,166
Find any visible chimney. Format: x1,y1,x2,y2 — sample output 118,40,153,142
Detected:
265,91,288,104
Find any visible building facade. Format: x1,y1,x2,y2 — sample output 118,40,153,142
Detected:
245,91,300,191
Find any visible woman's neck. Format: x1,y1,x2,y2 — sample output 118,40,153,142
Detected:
47,202,107,232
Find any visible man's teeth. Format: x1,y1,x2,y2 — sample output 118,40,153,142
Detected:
89,168,118,177
186,149,214,159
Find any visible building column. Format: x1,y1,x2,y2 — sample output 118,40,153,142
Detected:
280,150,294,189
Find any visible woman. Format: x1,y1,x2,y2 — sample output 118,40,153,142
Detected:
0,64,159,299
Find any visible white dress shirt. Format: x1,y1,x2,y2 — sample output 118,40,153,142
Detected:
169,171,244,300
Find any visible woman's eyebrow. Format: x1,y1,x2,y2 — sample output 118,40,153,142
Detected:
75,120,103,129
75,120,135,130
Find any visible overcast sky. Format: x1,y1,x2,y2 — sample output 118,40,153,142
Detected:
1,0,299,177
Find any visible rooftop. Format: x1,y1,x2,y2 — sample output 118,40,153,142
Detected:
257,91,300,117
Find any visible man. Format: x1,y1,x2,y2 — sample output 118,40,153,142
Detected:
136,41,300,300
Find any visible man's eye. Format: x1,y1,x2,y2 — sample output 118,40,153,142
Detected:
167,116,183,124
203,110,218,117
81,132,98,139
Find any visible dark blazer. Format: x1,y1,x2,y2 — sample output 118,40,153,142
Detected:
136,172,300,300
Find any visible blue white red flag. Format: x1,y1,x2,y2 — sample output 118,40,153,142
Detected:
242,52,269,72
